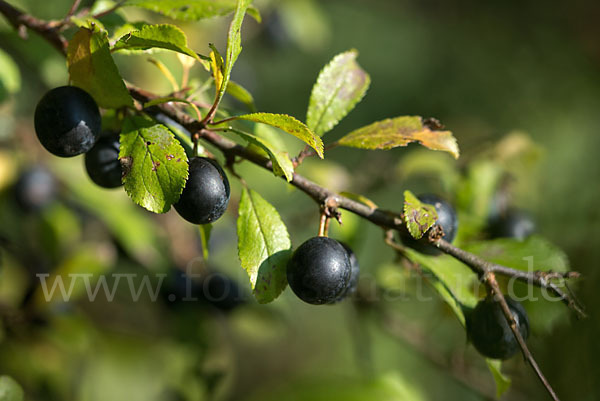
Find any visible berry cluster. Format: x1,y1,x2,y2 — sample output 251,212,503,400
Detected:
34,86,230,225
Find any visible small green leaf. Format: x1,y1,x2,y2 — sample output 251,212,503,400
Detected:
214,0,252,108
229,128,294,182
339,116,460,159
0,48,20,103
119,116,189,213
198,224,212,260
339,191,378,209
67,27,133,109
0,376,24,401
237,188,291,303
123,0,259,21
403,190,438,239
112,24,205,62
306,49,370,136
226,80,256,112
234,112,324,158
486,359,512,398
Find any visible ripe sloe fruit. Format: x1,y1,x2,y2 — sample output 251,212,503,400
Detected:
34,86,101,157
287,236,352,305
401,194,458,255
174,157,230,224
466,296,530,360
85,135,122,188
14,167,57,211
488,209,535,240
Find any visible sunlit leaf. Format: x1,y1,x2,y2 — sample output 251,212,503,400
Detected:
234,112,324,158
123,0,259,21
0,48,21,103
486,359,511,398
237,188,291,303
339,116,459,159
306,49,370,136
67,27,133,109
403,190,438,239
119,116,189,213
113,24,205,62
198,224,212,260
226,80,256,111
0,376,24,401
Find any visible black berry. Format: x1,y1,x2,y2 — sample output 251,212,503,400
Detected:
287,236,352,305
14,167,57,212
488,209,535,240
401,194,458,255
174,157,230,225
85,135,122,188
466,296,530,360
34,86,101,157
335,242,360,302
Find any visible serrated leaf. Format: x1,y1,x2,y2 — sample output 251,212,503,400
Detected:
338,116,460,159
226,80,256,111
0,48,20,103
123,0,259,21
486,359,512,398
67,27,133,109
230,129,294,181
113,24,204,62
237,188,291,303
234,113,324,158
0,376,24,401
403,249,478,326
198,224,212,260
403,190,438,239
214,0,252,108
306,50,370,136
119,116,189,213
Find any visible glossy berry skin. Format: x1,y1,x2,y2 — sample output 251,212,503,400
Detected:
85,135,122,188
14,167,57,211
466,296,530,360
174,157,230,224
287,236,352,305
335,242,360,302
488,209,535,240
34,86,101,157
402,194,458,255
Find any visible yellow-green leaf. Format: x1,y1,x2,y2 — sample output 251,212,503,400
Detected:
403,190,437,239
67,27,133,109
339,116,459,159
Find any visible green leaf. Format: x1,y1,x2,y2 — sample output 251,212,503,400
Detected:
0,376,24,401
226,80,256,111
338,116,460,159
403,249,479,326
198,224,212,260
464,236,569,273
306,49,370,136
67,27,133,109
112,23,205,62
0,48,21,102
403,190,438,239
229,128,294,182
486,359,512,398
123,0,259,21
119,116,189,213
214,0,252,109
237,188,291,303
234,112,324,158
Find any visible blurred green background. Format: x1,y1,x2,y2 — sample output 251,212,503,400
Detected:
0,0,598,400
